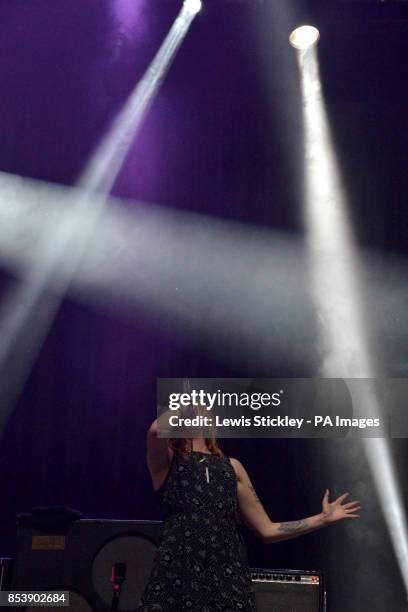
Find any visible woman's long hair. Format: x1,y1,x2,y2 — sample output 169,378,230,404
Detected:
169,436,223,457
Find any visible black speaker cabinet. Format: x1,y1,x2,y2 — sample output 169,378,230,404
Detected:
251,568,326,612
12,519,162,611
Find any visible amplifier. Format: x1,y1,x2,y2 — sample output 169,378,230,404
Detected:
251,568,326,612
12,519,162,611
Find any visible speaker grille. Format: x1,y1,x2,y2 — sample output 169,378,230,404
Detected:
91,535,157,610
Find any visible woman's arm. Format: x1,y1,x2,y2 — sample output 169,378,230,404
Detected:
146,415,174,491
230,458,361,544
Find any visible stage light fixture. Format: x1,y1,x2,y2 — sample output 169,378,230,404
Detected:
184,0,202,15
289,25,320,50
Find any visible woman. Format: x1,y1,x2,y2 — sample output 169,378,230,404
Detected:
140,417,361,612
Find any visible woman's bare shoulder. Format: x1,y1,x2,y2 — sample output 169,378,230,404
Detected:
229,457,246,480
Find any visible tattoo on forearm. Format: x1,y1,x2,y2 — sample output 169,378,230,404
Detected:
278,520,309,533
249,485,262,505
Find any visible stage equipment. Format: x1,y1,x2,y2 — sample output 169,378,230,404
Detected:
184,0,202,14
110,562,127,612
12,519,162,611
0,558,13,590
289,26,320,50
251,568,325,612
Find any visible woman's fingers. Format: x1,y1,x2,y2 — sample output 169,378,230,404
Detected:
343,501,361,509
345,513,360,518
335,492,350,504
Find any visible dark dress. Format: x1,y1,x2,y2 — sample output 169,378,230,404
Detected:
140,450,256,612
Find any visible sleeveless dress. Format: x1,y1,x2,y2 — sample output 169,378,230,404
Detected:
140,451,256,612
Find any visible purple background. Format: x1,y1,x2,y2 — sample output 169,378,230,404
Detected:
1,1,408,610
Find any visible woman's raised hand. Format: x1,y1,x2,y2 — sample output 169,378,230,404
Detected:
321,489,361,524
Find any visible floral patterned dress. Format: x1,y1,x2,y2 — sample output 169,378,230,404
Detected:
139,450,256,612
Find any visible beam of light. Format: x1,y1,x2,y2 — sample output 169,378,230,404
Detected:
1,171,408,374
295,42,408,596
78,0,201,194
289,25,320,50
0,171,310,365
299,47,372,377
0,0,200,427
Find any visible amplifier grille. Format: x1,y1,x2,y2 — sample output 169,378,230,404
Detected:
251,569,323,612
